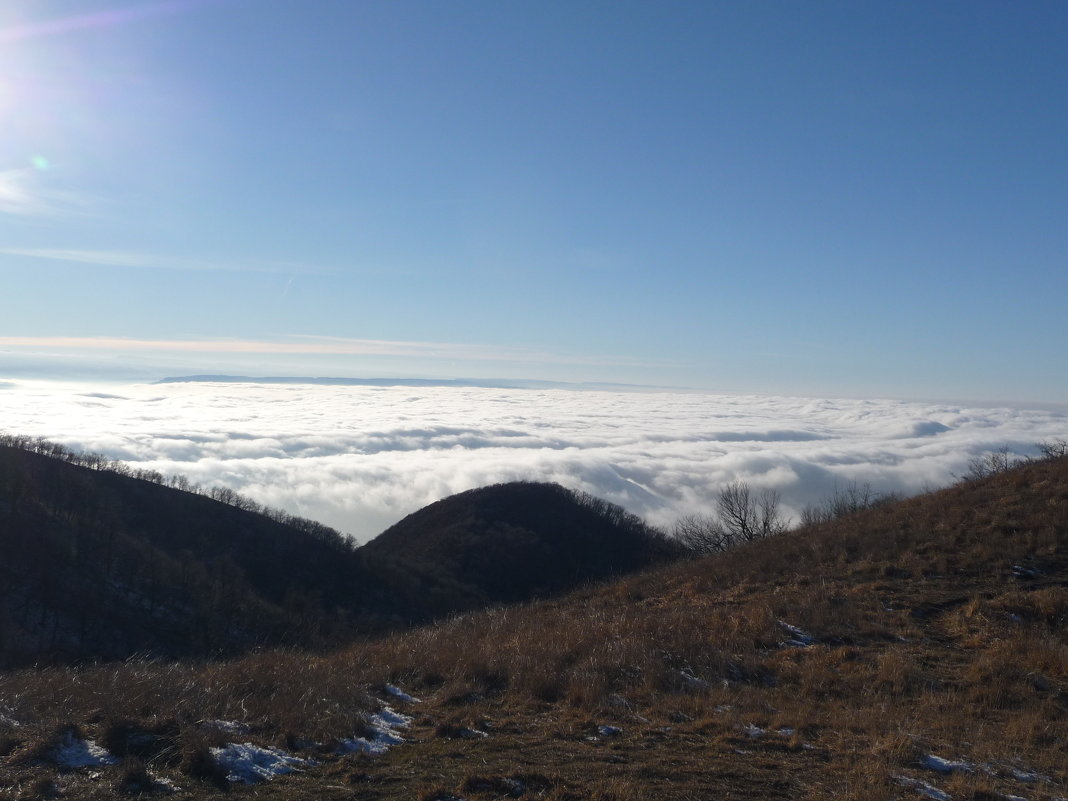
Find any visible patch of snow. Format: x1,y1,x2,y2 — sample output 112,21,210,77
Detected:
743,724,765,738
598,725,622,737
384,684,421,704
502,778,525,795
778,620,815,647
1010,767,1050,783
211,742,317,784
150,774,180,793
894,775,951,801
53,733,120,768
372,705,413,730
0,712,18,728
921,754,973,774
776,727,795,737
201,719,250,735
677,669,711,690
335,736,394,756
336,703,413,755
435,725,489,740
122,770,180,794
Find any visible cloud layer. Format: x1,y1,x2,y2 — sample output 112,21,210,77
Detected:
1,380,1064,542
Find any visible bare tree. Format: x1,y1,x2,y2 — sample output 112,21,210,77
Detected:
963,446,1019,480
1038,439,1068,460
715,481,788,543
674,481,788,555
672,513,729,554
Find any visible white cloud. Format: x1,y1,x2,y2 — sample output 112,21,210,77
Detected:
0,380,1063,542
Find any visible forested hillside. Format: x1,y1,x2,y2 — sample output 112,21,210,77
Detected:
0,438,679,666
363,481,683,608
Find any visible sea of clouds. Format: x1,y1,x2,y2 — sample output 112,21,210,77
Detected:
0,379,1064,542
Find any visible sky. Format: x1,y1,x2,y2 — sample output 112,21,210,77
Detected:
2,379,1064,542
1,1,1067,400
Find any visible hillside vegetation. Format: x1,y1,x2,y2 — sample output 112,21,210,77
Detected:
363,481,683,608
0,438,678,667
0,449,1065,800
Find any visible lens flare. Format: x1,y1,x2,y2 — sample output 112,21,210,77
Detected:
31,156,50,171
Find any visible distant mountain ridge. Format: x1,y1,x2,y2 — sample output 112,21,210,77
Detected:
154,374,666,391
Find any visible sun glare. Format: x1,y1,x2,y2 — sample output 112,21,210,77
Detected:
0,73,16,116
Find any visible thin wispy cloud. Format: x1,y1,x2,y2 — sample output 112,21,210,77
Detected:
0,381,1062,542
0,249,168,268
0,335,644,367
290,335,675,368
0,248,334,275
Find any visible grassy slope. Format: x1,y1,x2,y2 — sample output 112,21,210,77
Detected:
1,456,1066,800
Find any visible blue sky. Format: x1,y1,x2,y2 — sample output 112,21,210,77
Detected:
1,1,1066,402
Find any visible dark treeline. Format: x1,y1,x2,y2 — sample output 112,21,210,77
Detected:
0,435,683,669
0,432,349,550
0,439,390,669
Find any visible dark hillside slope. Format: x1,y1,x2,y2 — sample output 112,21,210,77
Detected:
0,446,682,667
362,481,683,610
0,443,393,666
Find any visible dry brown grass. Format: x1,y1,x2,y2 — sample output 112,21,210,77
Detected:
1,455,1066,799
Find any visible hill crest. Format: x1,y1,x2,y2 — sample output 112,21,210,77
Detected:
364,481,683,605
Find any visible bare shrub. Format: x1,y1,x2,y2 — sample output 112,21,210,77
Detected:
800,481,901,526
964,446,1022,480
178,730,229,789
673,481,787,554
672,514,728,554
1038,438,1068,460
